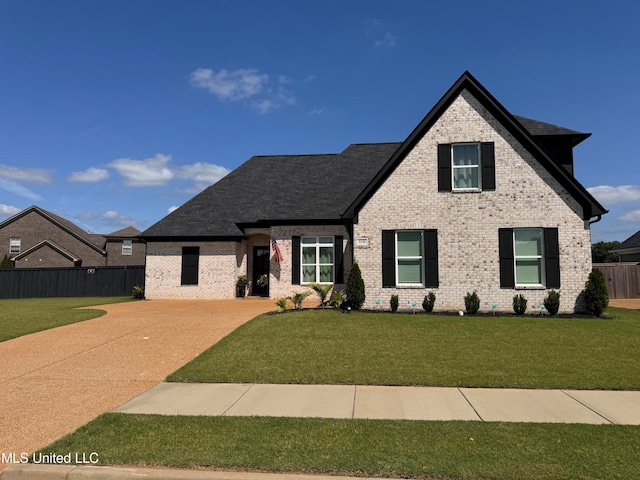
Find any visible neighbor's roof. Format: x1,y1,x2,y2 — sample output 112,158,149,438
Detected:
613,230,640,252
142,142,401,239
103,226,142,238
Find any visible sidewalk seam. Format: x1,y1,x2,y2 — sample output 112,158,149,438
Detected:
560,390,614,424
351,385,357,419
222,383,255,416
458,388,484,421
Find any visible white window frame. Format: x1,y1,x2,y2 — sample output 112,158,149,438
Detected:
395,230,424,286
452,143,481,191
10,238,21,254
122,239,133,256
513,228,545,287
301,236,334,284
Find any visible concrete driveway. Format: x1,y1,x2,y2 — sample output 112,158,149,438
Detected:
0,298,273,469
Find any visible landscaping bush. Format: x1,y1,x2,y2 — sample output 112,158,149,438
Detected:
345,263,365,310
422,292,436,313
464,291,480,314
275,297,290,312
584,269,609,317
288,291,312,310
390,294,399,313
543,290,561,315
0,254,13,269
132,285,145,300
328,290,345,309
512,294,527,315
310,283,333,308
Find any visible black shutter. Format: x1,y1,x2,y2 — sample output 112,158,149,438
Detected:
438,144,452,192
292,236,300,285
382,230,395,287
544,228,561,288
481,142,495,191
181,246,200,285
334,235,344,283
499,229,514,288
424,229,439,287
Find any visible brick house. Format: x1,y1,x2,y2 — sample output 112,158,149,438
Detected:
0,206,145,268
141,72,607,313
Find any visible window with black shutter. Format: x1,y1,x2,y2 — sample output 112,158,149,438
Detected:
438,142,495,192
382,229,438,287
499,228,560,288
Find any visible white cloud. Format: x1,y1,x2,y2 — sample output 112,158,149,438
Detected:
374,32,398,48
308,108,326,115
76,210,144,230
190,67,296,114
108,154,174,187
0,164,53,184
0,178,43,201
587,185,640,205
176,163,229,188
190,68,268,101
620,209,640,222
68,167,109,183
168,205,179,214
0,204,21,218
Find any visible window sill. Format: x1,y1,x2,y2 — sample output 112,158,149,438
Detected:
452,189,481,194
515,285,546,290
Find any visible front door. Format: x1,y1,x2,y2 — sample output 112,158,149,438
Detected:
252,246,270,296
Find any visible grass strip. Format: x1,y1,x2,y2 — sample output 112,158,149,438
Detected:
0,296,133,342
168,307,640,390
41,413,640,480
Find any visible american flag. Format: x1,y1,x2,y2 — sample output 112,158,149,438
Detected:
272,239,283,263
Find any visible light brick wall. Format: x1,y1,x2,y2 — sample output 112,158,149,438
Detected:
145,241,243,299
353,90,592,314
269,225,351,300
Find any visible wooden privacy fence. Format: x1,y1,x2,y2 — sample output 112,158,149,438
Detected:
593,263,640,299
0,265,145,299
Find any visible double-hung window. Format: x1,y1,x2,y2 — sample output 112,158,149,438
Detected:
122,240,133,256
301,236,334,283
452,143,480,190
10,238,21,254
513,229,544,286
396,231,423,285
499,227,560,289
438,142,495,192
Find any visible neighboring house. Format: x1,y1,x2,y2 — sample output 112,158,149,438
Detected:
0,206,145,268
612,231,640,263
141,72,607,313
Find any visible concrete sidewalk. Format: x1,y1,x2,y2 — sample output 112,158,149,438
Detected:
114,382,640,425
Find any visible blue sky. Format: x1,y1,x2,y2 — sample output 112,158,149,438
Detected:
0,0,638,243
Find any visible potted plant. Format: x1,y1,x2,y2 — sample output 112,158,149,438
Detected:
236,275,248,297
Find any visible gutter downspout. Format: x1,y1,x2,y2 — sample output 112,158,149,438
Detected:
589,215,602,225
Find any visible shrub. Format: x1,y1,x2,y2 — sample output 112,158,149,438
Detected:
390,294,399,313
328,289,345,309
309,283,333,308
584,269,609,317
345,263,365,310
0,254,13,269
288,291,312,310
512,294,527,315
275,297,290,311
543,290,561,315
464,291,480,314
422,292,436,313
132,285,145,300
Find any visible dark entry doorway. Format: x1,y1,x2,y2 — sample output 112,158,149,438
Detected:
252,246,270,296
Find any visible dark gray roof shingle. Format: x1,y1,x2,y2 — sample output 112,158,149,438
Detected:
142,143,401,239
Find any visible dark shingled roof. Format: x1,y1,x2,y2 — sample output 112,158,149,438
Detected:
616,230,640,250
142,142,401,239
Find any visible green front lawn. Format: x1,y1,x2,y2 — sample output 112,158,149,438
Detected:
41,414,640,480
0,297,133,342
168,307,640,390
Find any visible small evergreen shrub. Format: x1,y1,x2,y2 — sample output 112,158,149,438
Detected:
0,254,13,269
345,263,365,310
422,292,436,313
543,290,561,315
390,294,399,313
512,294,528,315
132,285,145,300
464,291,480,314
584,269,609,317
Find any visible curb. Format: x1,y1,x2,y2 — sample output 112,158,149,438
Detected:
0,464,377,480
